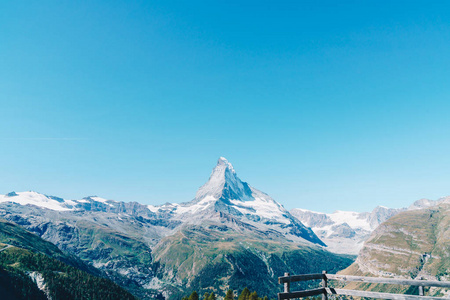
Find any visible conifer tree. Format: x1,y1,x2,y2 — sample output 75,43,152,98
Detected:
238,288,250,300
189,291,199,300
249,291,258,300
224,289,234,300
208,292,216,300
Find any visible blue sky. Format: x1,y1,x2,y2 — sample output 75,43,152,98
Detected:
1,1,450,213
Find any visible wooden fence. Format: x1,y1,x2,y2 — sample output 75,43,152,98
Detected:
278,271,450,300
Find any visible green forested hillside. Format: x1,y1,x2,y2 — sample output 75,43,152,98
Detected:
0,246,137,299
0,219,137,300
0,218,100,276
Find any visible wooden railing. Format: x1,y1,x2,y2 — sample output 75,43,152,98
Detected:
278,271,450,300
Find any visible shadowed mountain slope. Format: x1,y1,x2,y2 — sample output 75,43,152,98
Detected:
0,219,137,300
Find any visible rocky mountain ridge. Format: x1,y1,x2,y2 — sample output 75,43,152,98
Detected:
408,196,450,210
290,206,405,254
340,201,450,296
291,195,450,255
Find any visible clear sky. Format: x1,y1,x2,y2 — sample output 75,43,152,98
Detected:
1,1,450,213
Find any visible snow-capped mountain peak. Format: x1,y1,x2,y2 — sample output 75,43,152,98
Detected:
145,158,325,246
195,157,253,201
217,156,235,173
408,196,450,210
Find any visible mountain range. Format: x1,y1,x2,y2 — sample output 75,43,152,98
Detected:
290,206,404,254
291,195,450,255
1,157,448,299
0,157,353,299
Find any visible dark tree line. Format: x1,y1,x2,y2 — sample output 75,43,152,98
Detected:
184,287,273,300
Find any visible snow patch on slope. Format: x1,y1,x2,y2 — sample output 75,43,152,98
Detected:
229,191,289,224
0,192,118,211
328,211,372,231
0,191,73,211
174,196,217,215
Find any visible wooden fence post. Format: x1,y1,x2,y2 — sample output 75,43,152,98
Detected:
284,272,290,293
418,277,424,296
322,271,328,300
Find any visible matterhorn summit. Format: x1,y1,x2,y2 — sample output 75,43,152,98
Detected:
178,157,288,221
151,157,324,246
195,157,253,201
